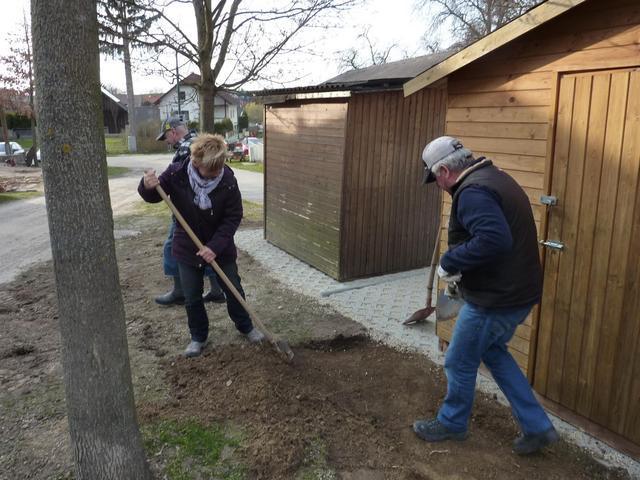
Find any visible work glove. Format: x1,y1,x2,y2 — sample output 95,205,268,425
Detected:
444,282,461,300
437,265,462,283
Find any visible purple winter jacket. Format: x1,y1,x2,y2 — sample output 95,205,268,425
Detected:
138,160,243,267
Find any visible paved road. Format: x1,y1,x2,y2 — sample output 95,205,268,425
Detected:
0,153,264,285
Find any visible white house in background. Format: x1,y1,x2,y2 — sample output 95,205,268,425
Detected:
154,73,241,129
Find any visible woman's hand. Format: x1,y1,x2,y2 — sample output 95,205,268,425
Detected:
143,168,159,190
197,246,216,264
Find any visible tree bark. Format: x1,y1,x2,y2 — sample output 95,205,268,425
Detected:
30,1,151,478
199,80,216,133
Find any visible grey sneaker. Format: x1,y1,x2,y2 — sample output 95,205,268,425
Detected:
245,328,265,343
513,428,559,455
184,340,207,358
155,289,185,306
413,418,468,442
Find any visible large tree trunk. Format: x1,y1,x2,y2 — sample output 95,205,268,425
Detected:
199,80,216,133
30,1,152,479
121,2,137,152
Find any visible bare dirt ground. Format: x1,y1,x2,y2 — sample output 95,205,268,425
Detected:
0,165,43,192
0,211,632,479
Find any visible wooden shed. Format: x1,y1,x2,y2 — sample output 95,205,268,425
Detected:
259,55,449,281
404,0,640,456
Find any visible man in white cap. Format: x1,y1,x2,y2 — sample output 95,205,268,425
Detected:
413,136,558,455
154,117,225,306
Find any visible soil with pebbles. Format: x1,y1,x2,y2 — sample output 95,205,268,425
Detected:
0,216,631,480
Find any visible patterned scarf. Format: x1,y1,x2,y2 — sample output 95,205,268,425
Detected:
187,161,223,210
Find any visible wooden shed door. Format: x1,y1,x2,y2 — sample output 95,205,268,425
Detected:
534,69,640,443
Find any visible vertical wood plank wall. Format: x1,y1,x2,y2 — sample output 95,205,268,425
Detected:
536,69,640,444
265,101,348,279
434,0,640,382
340,89,445,280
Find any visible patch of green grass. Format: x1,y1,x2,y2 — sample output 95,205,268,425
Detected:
107,166,130,177
16,138,34,150
226,161,263,174
14,136,164,156
144,420,246,480
105,135,128,155
295,438,336,480
135,199,172,221
0,191,42,204
128,198,259,227
242,200,263,223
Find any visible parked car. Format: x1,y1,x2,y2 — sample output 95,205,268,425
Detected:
0,142,25,156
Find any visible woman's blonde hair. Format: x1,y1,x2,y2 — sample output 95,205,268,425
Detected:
190,133,228,170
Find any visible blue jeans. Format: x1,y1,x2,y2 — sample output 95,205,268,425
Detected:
437,302,553,436
163,218,217,284
178,260,253,341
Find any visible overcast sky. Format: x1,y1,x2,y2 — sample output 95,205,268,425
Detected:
1,1,447,96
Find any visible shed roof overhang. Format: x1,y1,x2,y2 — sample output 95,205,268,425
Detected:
403,0,589,97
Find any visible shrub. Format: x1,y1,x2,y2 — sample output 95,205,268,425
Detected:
238,111,249,131
7,113,32,130
213,117,233,135
136,119,169,154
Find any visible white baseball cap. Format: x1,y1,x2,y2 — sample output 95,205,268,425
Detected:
421,136,464,184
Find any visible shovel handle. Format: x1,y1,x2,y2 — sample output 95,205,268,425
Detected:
425,217,443,309
154,185,277,345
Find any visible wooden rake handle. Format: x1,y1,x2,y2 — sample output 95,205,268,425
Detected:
154,185,293,360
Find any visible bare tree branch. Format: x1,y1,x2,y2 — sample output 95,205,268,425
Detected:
415,0,542,50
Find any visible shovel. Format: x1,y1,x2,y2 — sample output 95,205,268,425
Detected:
435,283,464,321
403,221,442,325
155,184,294,363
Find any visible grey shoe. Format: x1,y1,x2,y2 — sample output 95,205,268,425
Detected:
245,328,265,343
513,428,559,455
184,340,207,358
155,276,185,306
413,418,468,442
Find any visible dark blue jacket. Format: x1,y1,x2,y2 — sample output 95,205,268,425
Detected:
443,160,542,308
440,186,513,273
138,160,242,267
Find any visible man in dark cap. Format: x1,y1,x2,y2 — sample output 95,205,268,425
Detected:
413,136,558,455
154,117,225,306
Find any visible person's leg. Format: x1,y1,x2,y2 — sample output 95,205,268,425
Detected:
480,305,554,435
435,302,489,433
414,302,491,442
178,262,209,351
215,260,255,335
203,266,225,303
156,219,184,305
480,305,557,453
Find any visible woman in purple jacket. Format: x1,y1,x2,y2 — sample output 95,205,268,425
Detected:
139,133,264,357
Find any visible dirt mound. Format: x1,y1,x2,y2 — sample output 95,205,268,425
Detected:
0,222,631,480
140,338,627,480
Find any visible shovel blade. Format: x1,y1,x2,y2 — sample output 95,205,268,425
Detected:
403,306,436,325
436,290,464,321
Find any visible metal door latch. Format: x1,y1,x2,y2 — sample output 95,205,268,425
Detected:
540,195,558,206
539,240,565,251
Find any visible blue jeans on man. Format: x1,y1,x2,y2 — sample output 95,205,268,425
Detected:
437,302,553,435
